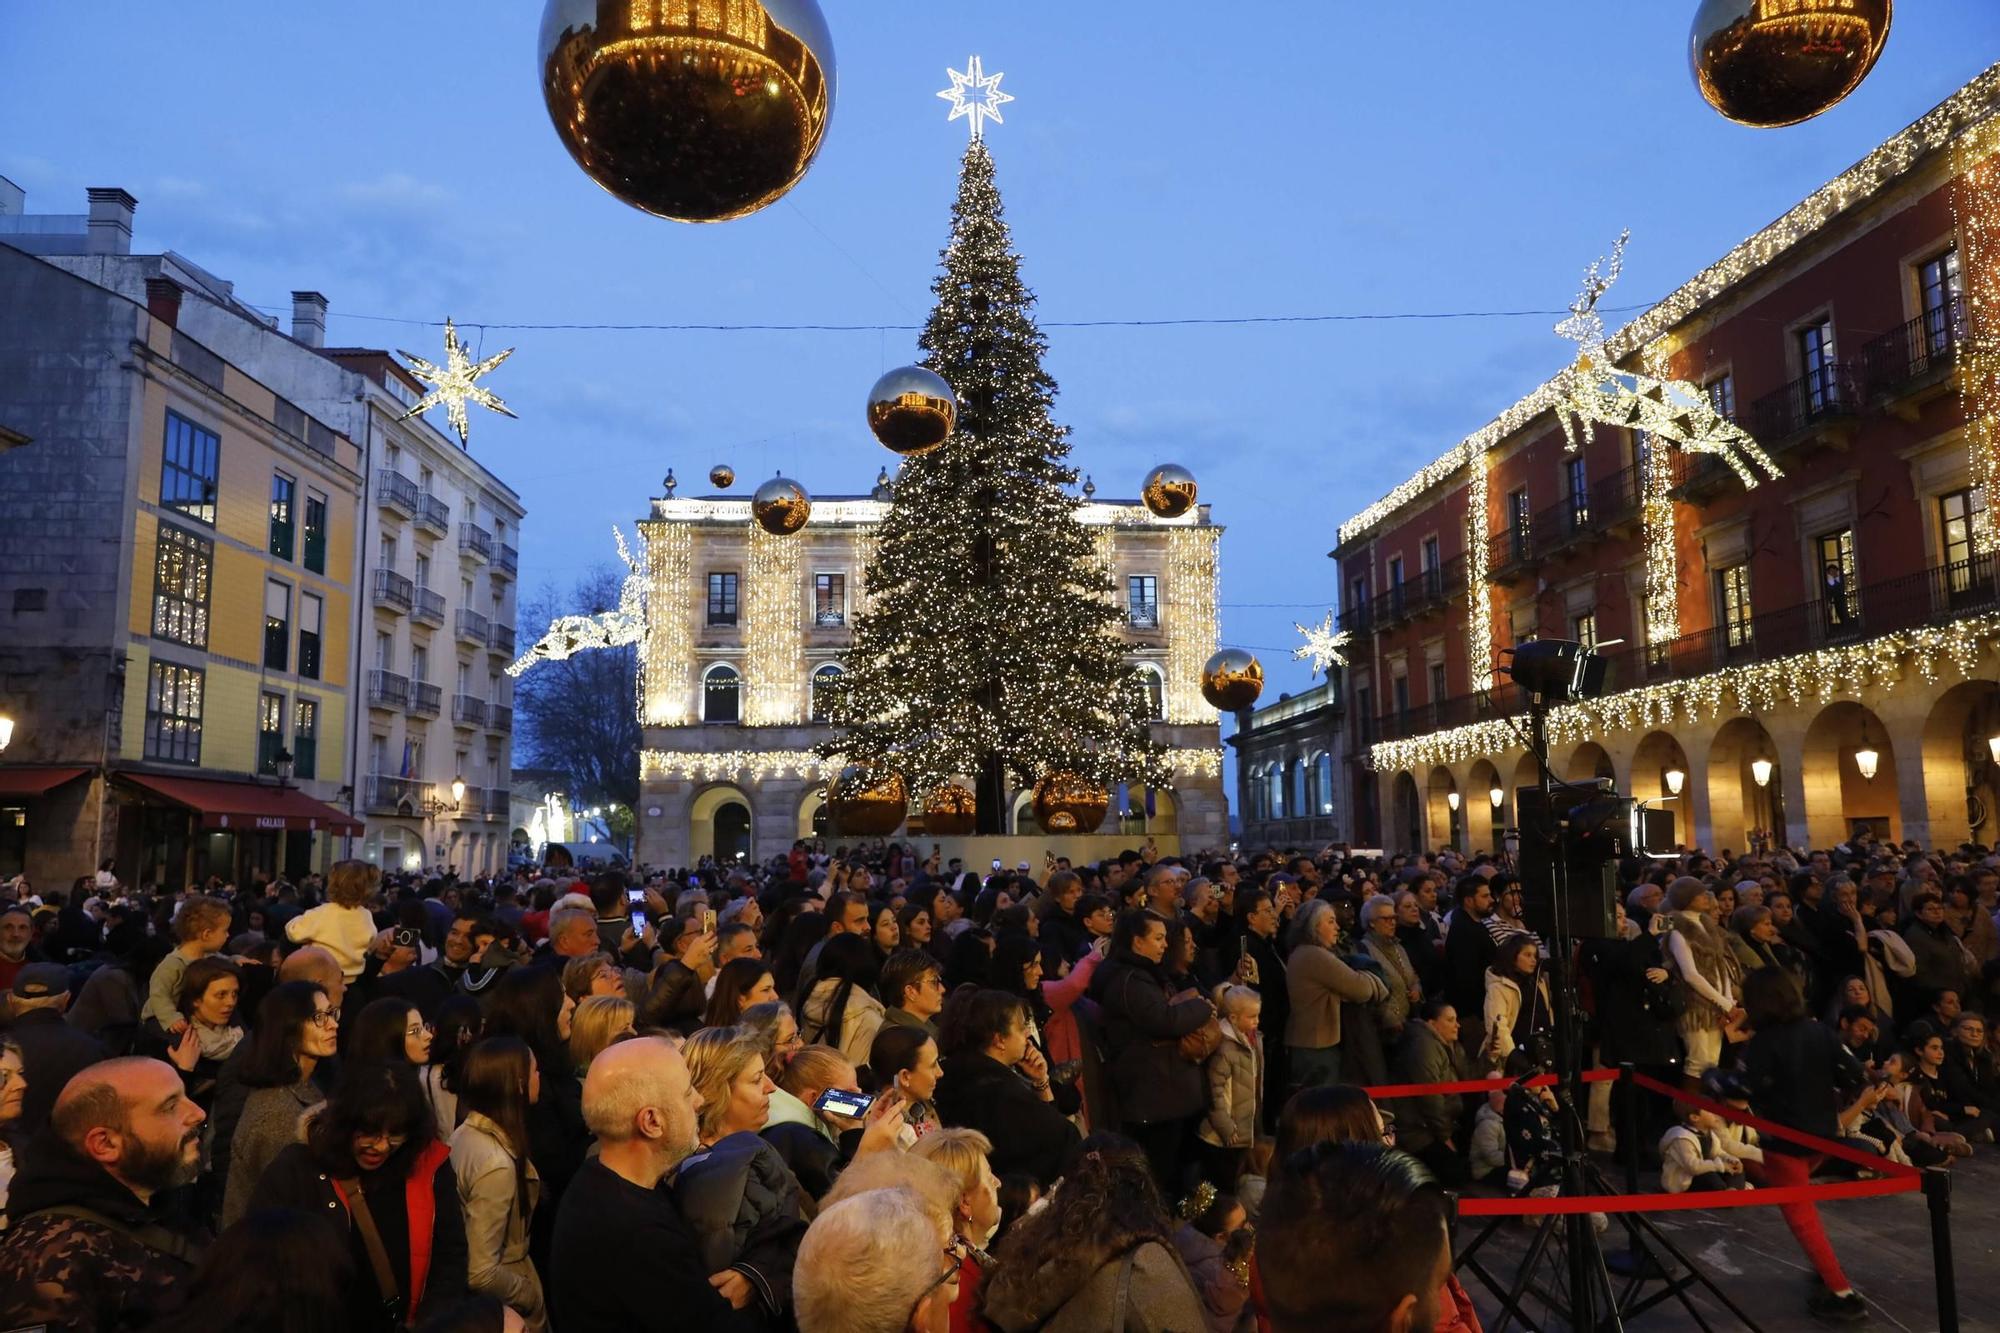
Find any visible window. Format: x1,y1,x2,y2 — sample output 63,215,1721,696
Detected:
1798,320,1836,412
1566,456,1589,528
375,630,394,672
303,490,327,574
419,465,434,495
1387,556,1404,614
1315,753,1335,816
1940,488,1988,595
411,644,429,685
1267,766,1286,820
703,664,741,723
264,580,291,671
1127,575,1159,629
380,535,397,571
258,692,286,775
1291,761,1307,819
293,698,318,779
1816,528,1858,630
150,523,211,648
1428,660,1448,704
808,663,843,723
1349,575,1368,621
456,659,471,694
707,572,739,626
1392,674,1410,721
1507,488,1531,561
1920,248,1963,356
145,660,204,764
1354,684,1373,741
269,472,296,560
1633,429,1652,477
1705,374,1736,422
814,573,846,627
161,412,219,526
1421,536,1441,595
415,553,431,591
299,593,323,680
1136,665,1165,721
1572,611,1598,648
1717,565,1753,650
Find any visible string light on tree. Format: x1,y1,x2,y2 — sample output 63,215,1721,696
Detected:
398,318,516,447
937,54,1014,141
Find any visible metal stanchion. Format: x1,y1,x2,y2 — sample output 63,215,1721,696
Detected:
1923,1167,1959,1333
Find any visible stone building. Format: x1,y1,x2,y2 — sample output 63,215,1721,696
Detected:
628,481,1228,868
1228,673,1349,851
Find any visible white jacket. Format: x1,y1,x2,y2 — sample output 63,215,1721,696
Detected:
1658,1124,1741,1194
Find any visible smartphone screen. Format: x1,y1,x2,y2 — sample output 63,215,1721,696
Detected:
626,886,646,907
703,908,717,934
813,1087,875,1119
629,908,650,934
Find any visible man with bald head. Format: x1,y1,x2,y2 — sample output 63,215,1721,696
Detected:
551,1037,762,1330
0,1057,209,1330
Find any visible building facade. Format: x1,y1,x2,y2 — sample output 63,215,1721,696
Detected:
629,484,1228,868
1333,70,2000,859
0,225,363,888
1228,673,1348,851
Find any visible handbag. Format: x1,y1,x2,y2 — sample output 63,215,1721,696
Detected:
1171,988,1223,1063
337,1177,408,1331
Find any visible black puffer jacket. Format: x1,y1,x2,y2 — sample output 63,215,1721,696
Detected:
671,1131,807,1319
1090,951,1211,1124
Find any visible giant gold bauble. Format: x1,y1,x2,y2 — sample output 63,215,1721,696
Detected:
750,476,811,535
1200,648,1264,711
828,767,906,837
1141,464,1198,519
1031,772,1109,834
921,784,977,837
1690,0,1892,129
537,0,836,223
709,464,736,489
866,366,957,456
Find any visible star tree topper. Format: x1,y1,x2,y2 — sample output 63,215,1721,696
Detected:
1293,611,1350,676
398,317,517,447
938,55,1014,140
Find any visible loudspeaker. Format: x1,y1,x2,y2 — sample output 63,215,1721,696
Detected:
1515,780,1623,940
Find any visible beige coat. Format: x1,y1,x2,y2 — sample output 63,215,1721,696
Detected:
449,1111,546,1332
1198,1018,1264,1149
803,978,886,1072
1284,944,1389,1050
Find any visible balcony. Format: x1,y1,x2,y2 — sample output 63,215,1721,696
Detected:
452,694,488,728
1749,362,1859,448
416,492,451,538
1127,604,1161,631
1487,523,1538,585
367,670,410,711
412,586,446,628
488,703,513,734
1374,690,1505,743
372,569,414,615
1369,553,1466,630
1530,494,1596,560
459,522,493,563
487,623,517,658
484,788,512,820
1337,601,1374,636
455,608,491,647
1854,296,1966,417
495,543,519,580
409,681,442,718
365,775,432,816
376,471,419,518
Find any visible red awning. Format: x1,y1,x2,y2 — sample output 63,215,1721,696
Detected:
117,772,363,835
0,766,91,798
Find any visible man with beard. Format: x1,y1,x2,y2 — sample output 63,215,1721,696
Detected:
0,1057,210,1330
0,904,38,993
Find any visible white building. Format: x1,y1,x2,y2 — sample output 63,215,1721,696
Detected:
630,478,1229,868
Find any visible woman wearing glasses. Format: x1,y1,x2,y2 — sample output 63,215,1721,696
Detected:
350,996,436,1069
217,980,338,1227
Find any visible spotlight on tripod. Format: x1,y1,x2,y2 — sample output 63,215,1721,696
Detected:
1500,638,1611,704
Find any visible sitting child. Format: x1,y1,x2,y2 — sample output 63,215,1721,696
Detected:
1660,1102,1749,1193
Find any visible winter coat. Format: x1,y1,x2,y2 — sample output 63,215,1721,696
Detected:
935,1050,1080,1187
1727,932,1810,996
0,1134,208,1332
639,959,708,1035
1480,970,1551,1072
1283,943,1388,1051
1444,910,1498,1028
1091,951,1212,1124
449,1112,547,1331
1904,920,1978,1002
981,1237,1207,1333
1658,1124,1741,1194
1040,946,1104,1129
1361,932,1422,1033
1578,930,1680,1067
803,978,886,1074
1662,912,1740,1034
221,1075,326,1227
7,1007,105,1137
1171,1223,1251,1333
1393,1020,1465,1152
671,1130,807,1315
1198,1019,1264,1149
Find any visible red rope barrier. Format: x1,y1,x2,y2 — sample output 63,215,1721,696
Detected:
1624,1071,1920,1180
1455,1175,1918,1217
1363,1068,1621,1100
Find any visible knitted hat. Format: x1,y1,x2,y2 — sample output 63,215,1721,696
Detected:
1666,876,1709,912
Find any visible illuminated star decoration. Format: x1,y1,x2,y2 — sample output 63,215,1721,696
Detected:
1552,232,1782,490
398,317,517,447
509,526,647,677
1292,611,1350,676
938,55,1014,141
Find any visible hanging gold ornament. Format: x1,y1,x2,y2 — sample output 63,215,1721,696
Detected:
866,366,957,456
1200,648,1264,711
709,464,736,489
537,0,836,223
1141,463,1198,519
921,784,977,836
750,475,811,535
1031,772,1109,834
828,767,907,837
1690,0,1892,129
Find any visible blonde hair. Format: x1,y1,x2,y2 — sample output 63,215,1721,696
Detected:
777,1043,853,1103
568,994,635,1072
681,1024,767,1139
326,859,379,909
1213,983,1262,1022
909,1127,993,1200
174,895,233,943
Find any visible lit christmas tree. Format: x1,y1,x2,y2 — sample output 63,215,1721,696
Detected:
817,138,1165,833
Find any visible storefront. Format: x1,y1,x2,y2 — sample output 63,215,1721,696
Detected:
113,771,362,891
0,767,93,880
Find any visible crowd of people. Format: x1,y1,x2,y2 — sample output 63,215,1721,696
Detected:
0,825,1988,1330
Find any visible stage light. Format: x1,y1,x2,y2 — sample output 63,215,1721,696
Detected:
1500,639,1609,703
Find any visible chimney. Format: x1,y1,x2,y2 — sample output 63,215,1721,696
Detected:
0,177,23,217
291,291,328,348
85,188,137,256
145,277,182,329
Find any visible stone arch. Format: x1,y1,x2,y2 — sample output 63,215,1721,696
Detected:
1708,716,1781,858
1012,788,1036,835
798,786,826,838
1631,730,1692,848
1921,679,2000,848
690,783,754,863
1467,757,1505,856
1802,700,1900,848
1392,771,1423,855
1565,742,1615,785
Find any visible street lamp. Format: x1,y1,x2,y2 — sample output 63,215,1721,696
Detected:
1664,768,1685,796
1853,747,1880,781
274,747,294,791
1446,790,1460,812
452,776,467,806
1987,734,1999,765
1751,757,1773,788
1489,784,1504,810
0,713,13,753
423,777,467,819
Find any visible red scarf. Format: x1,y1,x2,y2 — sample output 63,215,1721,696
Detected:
329,1138,452,1323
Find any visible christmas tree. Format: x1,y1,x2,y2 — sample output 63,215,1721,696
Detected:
817,138,1165,833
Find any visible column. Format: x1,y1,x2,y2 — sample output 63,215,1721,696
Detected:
1679,728,1716,855
1777,727,1810,854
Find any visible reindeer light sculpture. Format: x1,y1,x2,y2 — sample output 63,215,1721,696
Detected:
508,526,648,677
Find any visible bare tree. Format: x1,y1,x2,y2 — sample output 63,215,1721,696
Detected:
513,567,641,813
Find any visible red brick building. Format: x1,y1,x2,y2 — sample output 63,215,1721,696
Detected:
1334,67,2000,859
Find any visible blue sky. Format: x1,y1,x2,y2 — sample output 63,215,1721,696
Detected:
5,2,1997,757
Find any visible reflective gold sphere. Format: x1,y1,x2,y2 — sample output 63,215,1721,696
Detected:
538,0,836,223
1691,0,1892,128
709,464,736,489
750,475,811,535
866,366,958,456
1200,648,1264,711
1031,772,1109,835
828,768,906,837
920,784,977,837
1141,463,1198,519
